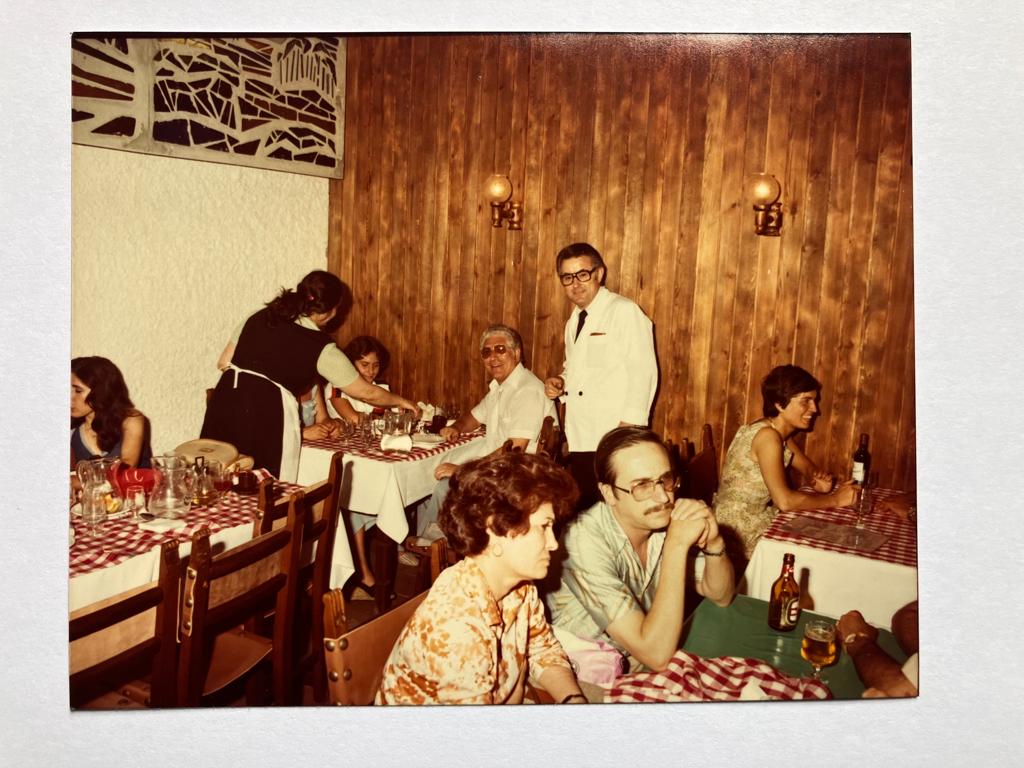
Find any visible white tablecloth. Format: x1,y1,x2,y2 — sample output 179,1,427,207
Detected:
296,431,485,589
742,491,918,630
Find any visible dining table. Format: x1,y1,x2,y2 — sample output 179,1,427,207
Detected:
566,595,908,703
68,478,300,612
296,426,486,545
742,487,917,630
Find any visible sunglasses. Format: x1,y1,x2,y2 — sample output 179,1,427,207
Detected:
480,344,510,359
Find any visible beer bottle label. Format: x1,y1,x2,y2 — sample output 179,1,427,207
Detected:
785,598,801,626
852,461,865,483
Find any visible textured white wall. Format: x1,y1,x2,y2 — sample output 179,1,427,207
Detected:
72,145,329,453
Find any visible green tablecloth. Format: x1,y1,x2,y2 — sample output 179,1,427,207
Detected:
680,595,908,700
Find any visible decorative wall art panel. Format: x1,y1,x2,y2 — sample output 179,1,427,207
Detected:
72,36,346,178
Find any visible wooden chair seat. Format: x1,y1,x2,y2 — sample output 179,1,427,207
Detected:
202,628,273,696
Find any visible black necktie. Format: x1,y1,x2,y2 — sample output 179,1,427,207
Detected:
574,310,588,342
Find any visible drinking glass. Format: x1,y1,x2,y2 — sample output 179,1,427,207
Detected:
124,484,146,523
855,485,873,529
800,619,838,679
81,488,107,537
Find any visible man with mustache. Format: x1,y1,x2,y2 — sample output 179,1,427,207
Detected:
547,427,735,672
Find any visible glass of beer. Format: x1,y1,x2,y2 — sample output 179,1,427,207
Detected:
801,619,839,679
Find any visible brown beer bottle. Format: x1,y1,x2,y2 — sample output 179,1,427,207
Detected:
767,553,801,631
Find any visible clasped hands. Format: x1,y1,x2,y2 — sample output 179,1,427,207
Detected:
668,498,723,553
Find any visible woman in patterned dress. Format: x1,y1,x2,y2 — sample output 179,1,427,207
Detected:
713,365,859,569
377,452,587,705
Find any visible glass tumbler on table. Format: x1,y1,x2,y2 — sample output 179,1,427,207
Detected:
855,484,873,529
81,487,107,537
801,619,838,679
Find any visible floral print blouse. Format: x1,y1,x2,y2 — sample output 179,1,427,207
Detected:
376,557,572,704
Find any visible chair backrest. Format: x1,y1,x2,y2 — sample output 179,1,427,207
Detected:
254,452,345,702
322,588,428,705
428,537,459,583
537,415,562,461
69,539,180,708
682,423,719,506
177,495,304,706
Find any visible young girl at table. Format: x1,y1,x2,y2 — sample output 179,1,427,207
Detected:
326,335,391,424
377,452,586,705
322,335,391,596
71,356,152,468
713,365,858,568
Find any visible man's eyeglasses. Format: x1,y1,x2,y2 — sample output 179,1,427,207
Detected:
558,266,600,286
480,344,510,359
612,472,679,501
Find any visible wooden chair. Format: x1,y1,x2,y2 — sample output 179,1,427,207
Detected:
253,451,345,704
682,423,719,506
321,588,428,705
537,415,565,462
176,495,304,707
69,540,181,709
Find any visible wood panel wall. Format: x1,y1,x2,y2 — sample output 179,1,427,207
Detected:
327,33,916,489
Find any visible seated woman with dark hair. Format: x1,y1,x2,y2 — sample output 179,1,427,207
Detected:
713,364,858,566
71,356,152,468
377,452,586,705
326,335,391,424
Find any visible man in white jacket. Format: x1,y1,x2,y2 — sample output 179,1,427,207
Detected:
544,242,658,508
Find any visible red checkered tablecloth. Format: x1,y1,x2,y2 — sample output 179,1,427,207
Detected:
607,650,831,702
69,480,300,579
763,487,917,568
302,427,484,463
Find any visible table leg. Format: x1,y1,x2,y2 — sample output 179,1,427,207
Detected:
371,531,397,614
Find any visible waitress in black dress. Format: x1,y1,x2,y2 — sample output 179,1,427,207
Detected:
201,270,420,481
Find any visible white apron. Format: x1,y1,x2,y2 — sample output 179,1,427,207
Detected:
227,364,301,483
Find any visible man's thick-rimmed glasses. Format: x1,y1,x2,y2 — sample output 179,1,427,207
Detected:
558,266,600,286
612,471,679,501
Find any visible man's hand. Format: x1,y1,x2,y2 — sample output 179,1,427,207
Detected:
667,498,715,550
544,376,565,399
439,426,460,442
434,462,458,481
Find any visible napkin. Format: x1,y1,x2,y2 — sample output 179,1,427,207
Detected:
138,518,187,533
417,402,436,423
552,625,625,687
380,433,413,452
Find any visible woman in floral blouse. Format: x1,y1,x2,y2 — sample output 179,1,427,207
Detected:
377,452,586,705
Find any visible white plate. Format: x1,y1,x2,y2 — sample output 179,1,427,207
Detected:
411,432,445,445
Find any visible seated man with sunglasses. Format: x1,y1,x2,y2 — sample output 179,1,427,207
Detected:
408,324,555,547
547,427,735,672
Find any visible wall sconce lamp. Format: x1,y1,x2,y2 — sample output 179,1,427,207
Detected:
749,173,783,237
484,174,523,230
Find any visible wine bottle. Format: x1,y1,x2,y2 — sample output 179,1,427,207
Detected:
852,433,871,485
767,553,801,631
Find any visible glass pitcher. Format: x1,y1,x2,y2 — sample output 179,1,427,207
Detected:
76,457,123,521
149,464,195,519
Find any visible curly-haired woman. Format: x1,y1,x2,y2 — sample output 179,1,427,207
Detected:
377,452,586,705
